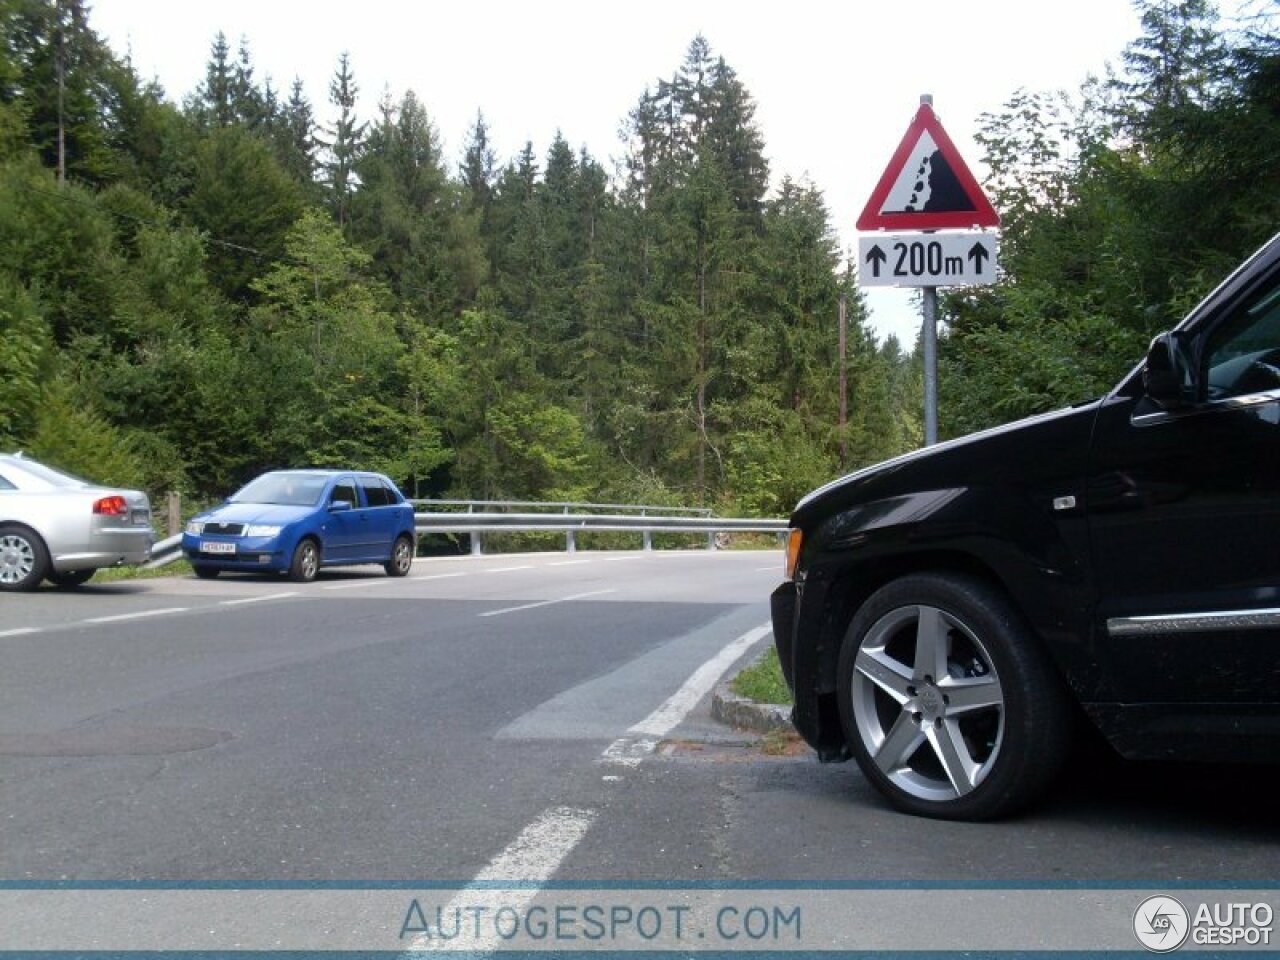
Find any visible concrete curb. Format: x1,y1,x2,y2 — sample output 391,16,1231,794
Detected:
710,681,792,735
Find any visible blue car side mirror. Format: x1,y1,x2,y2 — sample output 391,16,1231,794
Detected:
329,499,353,512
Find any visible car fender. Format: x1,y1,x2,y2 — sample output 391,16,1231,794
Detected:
787,482,1098,758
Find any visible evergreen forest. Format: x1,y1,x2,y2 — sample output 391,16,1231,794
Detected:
0,0,1276,518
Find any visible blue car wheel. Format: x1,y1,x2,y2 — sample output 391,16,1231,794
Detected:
289,539,320,583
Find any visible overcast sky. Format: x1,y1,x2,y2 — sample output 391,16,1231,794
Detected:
90,0,1151,344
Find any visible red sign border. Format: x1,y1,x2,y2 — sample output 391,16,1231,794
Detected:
856,103,1000,231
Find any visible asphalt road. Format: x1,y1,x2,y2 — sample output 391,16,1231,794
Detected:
2,550,1275,886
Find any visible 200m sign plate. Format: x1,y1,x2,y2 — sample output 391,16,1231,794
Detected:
857,231,997,288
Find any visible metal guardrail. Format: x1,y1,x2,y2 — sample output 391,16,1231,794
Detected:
144,533,184,569
408,498,715,517
144,502,786,567
413,510,786,555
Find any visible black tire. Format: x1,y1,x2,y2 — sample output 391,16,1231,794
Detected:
288,538,320,583
385,534,413,577
192,565,220,580
0,524,50,592
46,568,96,588
836,572,1072,821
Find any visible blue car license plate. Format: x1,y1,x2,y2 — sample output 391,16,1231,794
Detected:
200,541,236,555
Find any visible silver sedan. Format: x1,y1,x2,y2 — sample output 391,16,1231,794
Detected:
0,453,153,591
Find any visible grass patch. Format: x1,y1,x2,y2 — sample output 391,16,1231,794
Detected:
731,647,792,706
93,559,192,582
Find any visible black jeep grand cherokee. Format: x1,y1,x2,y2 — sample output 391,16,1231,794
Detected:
772,232,1280,820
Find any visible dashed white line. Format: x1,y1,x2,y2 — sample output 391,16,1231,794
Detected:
219,592,299,606
479,589,616,618
485,565,534,574
411,572,466,582
321,579,391,591
0,627,41,638
548,559,590,567
83,607,189,624
406,805,596,953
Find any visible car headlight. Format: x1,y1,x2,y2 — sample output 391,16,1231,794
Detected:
186,520,204,536
245,524,283,538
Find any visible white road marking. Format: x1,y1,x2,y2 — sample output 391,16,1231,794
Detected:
406,805,596,953
756,566,780,573
411,572,466,582
548,559,590,567
219,592,298,606
485,565,534,574
479,589,616,619
600,737,657,767
321,579,391,591
83,607,188,624
0,627,40,638
602,622,771,766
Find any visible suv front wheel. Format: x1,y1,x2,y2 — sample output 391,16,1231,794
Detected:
837,572,1071,821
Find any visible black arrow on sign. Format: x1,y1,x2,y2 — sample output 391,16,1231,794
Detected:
968,241,990,274
865,244,887,278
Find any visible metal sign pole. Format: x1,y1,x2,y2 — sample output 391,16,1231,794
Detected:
922,285,938,446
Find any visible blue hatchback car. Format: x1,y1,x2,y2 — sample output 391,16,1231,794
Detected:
182,470,417,582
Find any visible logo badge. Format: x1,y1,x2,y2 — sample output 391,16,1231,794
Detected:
1134,895,1190,953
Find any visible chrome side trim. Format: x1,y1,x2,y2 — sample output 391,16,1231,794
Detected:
1108,608,1280,637
1131,388,1280,427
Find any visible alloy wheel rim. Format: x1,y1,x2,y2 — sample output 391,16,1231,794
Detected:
301,544,317,578
851,604,1005,803
0,535,35,584
394,540,411,572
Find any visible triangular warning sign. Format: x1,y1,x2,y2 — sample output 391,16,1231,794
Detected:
856,103,999,231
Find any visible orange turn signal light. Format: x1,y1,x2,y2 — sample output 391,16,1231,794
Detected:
785,529,803,579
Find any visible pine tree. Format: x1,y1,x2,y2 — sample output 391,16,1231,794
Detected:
321,52,366,228
229,36,265,128
705,57,768,224
193,32,233,129
350,89,465,318
276,77,318,189
6,0,118,183
1120,0,1224,127
461,110,495,217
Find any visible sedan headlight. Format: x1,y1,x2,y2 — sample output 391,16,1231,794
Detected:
185,520,204,536
245,524,283,538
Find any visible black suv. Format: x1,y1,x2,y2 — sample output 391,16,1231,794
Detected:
772,232,1280,820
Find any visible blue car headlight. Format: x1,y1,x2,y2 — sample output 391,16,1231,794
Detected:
185,520,205,536
245,524,283,538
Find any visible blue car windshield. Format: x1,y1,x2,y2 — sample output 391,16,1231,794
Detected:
230,473,328,506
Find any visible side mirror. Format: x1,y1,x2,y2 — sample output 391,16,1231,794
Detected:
329,499,352,512
1143,331,1197,410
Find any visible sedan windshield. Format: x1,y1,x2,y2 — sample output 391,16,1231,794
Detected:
230,473,328,506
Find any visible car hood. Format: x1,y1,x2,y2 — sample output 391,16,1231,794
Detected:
197,503,316,526
793,399,1103,525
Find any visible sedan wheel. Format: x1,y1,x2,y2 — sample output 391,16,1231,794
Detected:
837,573,1071,820
288,539,320,583
0,526,49,592
385,535,413,577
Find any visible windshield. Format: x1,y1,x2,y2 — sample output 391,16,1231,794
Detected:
229,472,328,506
